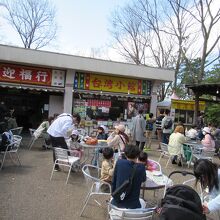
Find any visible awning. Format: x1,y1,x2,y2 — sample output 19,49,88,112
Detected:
0,82,65,93
74,89,151,100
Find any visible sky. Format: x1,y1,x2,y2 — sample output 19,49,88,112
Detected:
0,0,131,60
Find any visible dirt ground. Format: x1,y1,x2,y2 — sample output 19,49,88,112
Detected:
0,136,219,220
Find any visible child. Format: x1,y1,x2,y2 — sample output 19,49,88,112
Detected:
66,130,83,159
92,125,108,166
97,125,108,140
100,147,114,192
137,151,157,171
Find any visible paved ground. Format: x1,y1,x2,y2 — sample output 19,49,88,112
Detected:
0,136,219,220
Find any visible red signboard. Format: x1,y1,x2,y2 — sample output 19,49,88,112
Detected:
87,99,111,108
0,64,52,86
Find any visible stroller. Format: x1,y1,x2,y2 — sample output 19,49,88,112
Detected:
158,171,206,220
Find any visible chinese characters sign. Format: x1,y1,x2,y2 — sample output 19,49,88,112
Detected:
0,64,52,86
74,72,152,95
51,70,65,87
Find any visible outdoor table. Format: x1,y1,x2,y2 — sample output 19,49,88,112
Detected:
79,141,109,167
183,141,204,166
141,170,172,199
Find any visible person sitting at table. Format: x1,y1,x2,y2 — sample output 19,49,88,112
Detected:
107,124,129,160
100,147,115,192
201,127,215,151
168,125,186,166
186,124,198,140
97,125,108,140
66,129,83,159
137,151,158,172
92,125,108,166
111,144,146,209
194,159,220,214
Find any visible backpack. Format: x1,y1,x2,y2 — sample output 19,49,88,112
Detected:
146,120,154,131
164,118,173,129
0,131,14,151
159,184,206,220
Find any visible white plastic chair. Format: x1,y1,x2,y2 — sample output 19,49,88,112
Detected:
108,203,156,220
192,148,215,162
28,128,37,149
0,135,22,170
158,143,172,168
10,127,23,135
80,164,112,217
50,147,80,184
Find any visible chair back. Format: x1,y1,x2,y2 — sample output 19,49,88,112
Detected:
109,204,155,220
54,148,69,163
160,143,168,152
10,127,23,135
82,164,100,190
29,128,36,137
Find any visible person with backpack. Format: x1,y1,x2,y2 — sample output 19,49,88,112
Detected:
194,159,220,215
144,113,156,151
111,144,146,209
161,109,173,144
155,109,165,150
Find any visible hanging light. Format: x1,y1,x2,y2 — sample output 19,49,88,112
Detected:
217,88,219,94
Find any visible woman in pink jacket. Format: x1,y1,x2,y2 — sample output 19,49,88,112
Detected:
202,127,215,151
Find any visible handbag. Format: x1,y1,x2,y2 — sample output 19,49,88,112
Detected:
112,164,137,203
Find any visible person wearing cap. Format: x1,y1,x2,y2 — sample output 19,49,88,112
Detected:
91,125,109,166
107,124,129,159
97,125,108,140
201,127,215,151
66,129,83,159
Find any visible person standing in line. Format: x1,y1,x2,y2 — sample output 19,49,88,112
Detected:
155,109,165,150
145,113,156,151
131,109,146,151
161,109,173,144
47,113,81,171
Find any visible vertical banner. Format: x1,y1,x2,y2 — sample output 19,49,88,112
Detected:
74,72,79,89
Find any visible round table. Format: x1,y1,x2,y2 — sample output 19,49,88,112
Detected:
79,142,109,167
141,170,172,199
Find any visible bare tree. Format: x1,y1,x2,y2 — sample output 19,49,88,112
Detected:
179,0,220,81
1,0,57,49
109,3,150,65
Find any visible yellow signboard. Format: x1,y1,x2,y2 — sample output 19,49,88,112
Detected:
171,100,206,111
87,74,142,94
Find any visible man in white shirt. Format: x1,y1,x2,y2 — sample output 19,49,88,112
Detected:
47,113,81,171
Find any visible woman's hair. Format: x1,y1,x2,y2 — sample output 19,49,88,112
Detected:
138,151,148,162
124,144,140,159
72,113,81,124
194,159,219,192
118,130,129,143
174,125,184,134
102,147,114,160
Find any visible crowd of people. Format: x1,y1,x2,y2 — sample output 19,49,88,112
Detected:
1,104,220,217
